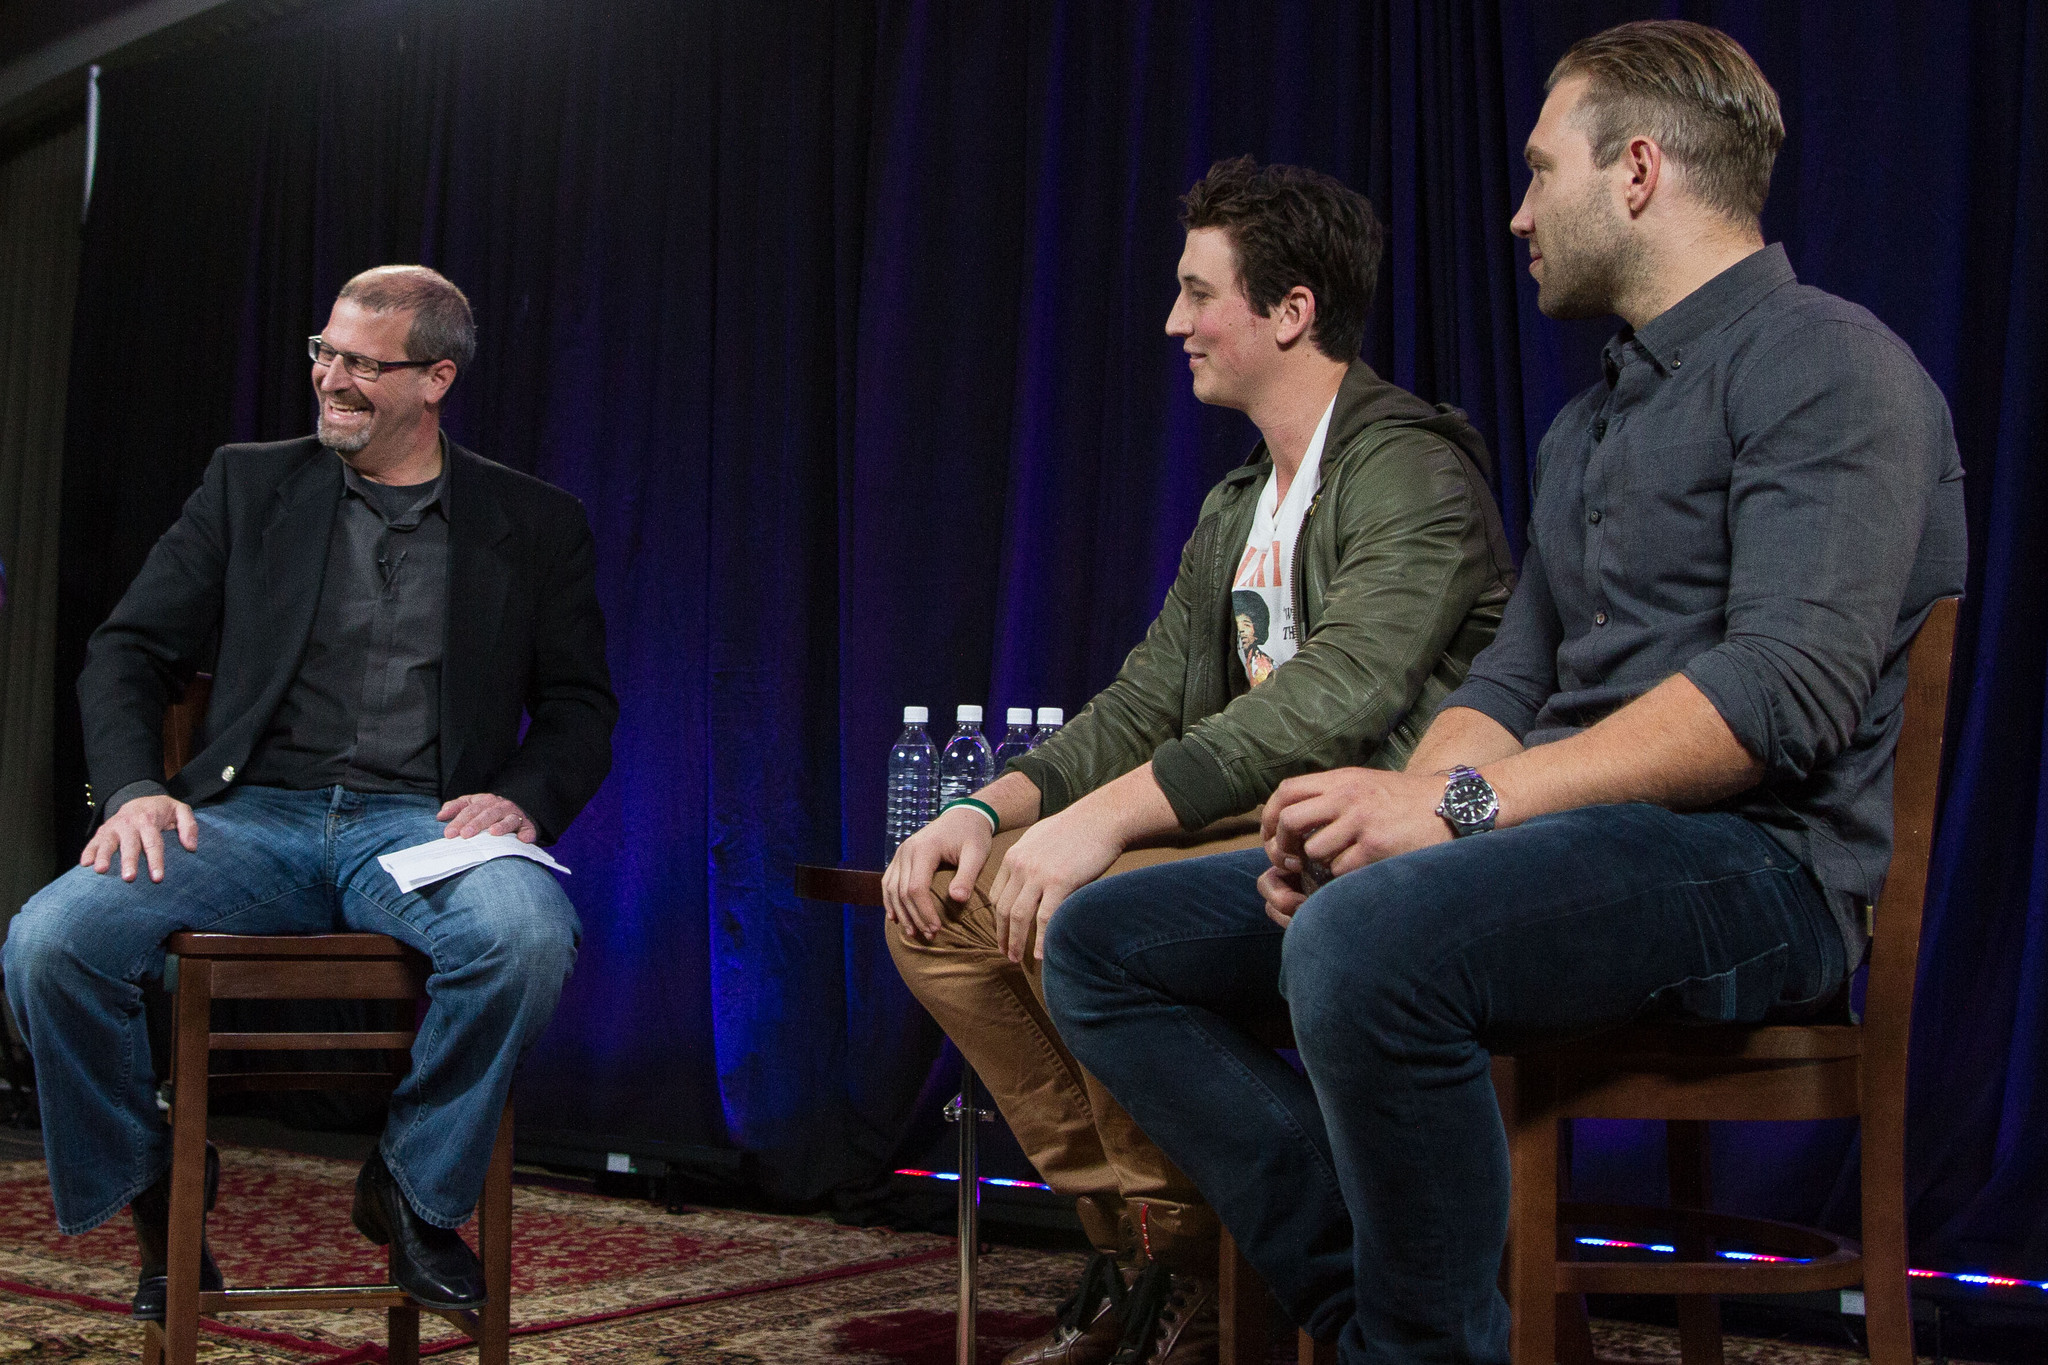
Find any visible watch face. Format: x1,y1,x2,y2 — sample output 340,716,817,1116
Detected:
1442,775,1497,826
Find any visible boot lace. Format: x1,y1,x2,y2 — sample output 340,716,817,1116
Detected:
1054,1248,1127,1335
1110,1261,1190,1364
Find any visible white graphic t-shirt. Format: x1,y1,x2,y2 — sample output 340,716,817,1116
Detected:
1233,398,1335,687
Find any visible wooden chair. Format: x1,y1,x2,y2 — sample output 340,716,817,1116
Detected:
1498,595,1961,1365
142,674,515,1365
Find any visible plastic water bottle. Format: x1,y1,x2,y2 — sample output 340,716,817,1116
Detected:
992,707,1035,772
885,706,937,856
936,704,995,809
1033,706,1064,749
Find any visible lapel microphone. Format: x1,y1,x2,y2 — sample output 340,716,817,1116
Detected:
377,546,408,598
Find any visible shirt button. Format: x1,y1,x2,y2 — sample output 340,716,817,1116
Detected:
1592,416,1608,440
221,765,237,782
1594,611,1609,627
1587,509,1602,525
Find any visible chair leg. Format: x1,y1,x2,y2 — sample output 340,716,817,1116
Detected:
1297,1331,1336,1364
1665,1121,1724,1365
1859,1103,1914,1365
1217,1225,1268,1365
387,1303,420,1365
1555,1290,1597,1365
1498,1056,1558,1365
477,1102,515,1365
162,960,216,1365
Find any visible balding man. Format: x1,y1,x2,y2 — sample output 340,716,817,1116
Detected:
5,266,615,1318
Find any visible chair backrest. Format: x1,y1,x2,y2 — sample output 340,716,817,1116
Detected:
1864,596,1961,1039
162,673,213,779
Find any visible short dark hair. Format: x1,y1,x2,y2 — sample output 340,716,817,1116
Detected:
1180,157,1383,361
1231,590,1270,645
1548,20,1784,224
337,264,476,371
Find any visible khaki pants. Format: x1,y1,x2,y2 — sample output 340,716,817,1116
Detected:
887,815,1263,1265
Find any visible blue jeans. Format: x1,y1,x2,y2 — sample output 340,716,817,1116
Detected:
3,786,579,1235
1042,804,1847,1365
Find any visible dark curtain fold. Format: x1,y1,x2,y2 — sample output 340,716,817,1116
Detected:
0,120,84,932
42,0,2048,1275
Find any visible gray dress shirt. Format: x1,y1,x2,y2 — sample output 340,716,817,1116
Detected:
236,454,452,794
1446,244,1968,958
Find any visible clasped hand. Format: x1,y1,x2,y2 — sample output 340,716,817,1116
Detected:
881,805,1122,963
1256,767,1453,928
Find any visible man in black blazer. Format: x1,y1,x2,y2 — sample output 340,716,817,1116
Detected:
4,266,616,1317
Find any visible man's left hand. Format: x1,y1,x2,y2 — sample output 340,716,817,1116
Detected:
438,793,538,842
1261,767,1453,883
988,811,1124,964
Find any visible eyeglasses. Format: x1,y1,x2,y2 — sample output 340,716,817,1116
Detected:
308,336,440,381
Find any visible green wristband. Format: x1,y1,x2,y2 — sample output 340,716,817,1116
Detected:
941,797,1000,833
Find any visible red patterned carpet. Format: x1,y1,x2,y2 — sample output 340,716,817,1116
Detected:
0,1147,1073,1361
0,1149,1976,1363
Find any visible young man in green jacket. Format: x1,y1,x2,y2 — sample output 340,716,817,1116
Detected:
882,157,1513,1365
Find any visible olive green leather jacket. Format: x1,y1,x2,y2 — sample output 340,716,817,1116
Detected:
1008,361,1516,830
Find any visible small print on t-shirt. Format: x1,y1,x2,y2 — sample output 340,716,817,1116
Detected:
1233,398,1334,688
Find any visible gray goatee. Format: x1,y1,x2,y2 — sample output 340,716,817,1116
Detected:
318,407,374,454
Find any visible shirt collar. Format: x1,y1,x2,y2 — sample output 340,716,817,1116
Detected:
1603,242,1796,381
339,432,451,527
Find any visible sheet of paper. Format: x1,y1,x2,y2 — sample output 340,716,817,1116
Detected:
377,833,572,894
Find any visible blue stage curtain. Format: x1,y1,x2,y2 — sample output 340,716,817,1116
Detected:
49,0,2048,1274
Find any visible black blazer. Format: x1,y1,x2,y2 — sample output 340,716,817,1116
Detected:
79,437,617,844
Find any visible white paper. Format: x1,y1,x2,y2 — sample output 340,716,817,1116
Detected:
377,833,572,894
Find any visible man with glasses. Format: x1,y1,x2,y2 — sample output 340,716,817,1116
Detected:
4,266,616,1318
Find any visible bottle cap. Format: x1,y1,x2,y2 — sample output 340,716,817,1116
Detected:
1037,707,1064,725
1007,707,1032,725
957,704,983,723
903,706,929,723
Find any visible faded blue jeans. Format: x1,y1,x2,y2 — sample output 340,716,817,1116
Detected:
1043,804,1847,1365
3,785,579,1234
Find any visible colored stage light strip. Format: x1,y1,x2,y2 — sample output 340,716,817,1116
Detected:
1575,1236,2048,1293
894,1167,1053,1191
889,1182,2048,1293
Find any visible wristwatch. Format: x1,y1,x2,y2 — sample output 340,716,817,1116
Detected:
1435,766,1499,837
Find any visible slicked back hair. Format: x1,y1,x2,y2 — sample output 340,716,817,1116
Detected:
336,265,476,372
1548,20,1784,224
1180,157,1383,362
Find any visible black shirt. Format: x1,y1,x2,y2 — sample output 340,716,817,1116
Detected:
1446,245,1968,956
235,450,451,794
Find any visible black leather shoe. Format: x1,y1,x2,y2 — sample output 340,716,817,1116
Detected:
351,1149,487,1310
131,1142,225,1322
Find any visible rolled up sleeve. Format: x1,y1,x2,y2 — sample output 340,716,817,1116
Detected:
1681,320,1950,781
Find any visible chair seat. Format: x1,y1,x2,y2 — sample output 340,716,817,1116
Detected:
1536,1023,1861,1064
166,932,420,958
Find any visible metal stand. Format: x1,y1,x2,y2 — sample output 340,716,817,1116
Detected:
943,1065,992,1365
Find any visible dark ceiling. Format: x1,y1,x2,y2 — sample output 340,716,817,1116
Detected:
0,0,149,69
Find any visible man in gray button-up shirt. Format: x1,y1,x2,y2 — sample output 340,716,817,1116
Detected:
1041,20,1966,1362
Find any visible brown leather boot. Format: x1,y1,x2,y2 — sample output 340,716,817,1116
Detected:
1108,1261,1217,1364
1003,1248,1128,1365
1110,1200,1219,1364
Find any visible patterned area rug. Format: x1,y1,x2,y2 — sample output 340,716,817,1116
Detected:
0,1150,1974,1363
4,1154,1073,1365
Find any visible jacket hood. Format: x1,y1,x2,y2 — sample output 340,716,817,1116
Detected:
1235,360,1495,484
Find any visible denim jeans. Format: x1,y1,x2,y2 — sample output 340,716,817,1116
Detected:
1042,803,1847,1365
3,785,579,1234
